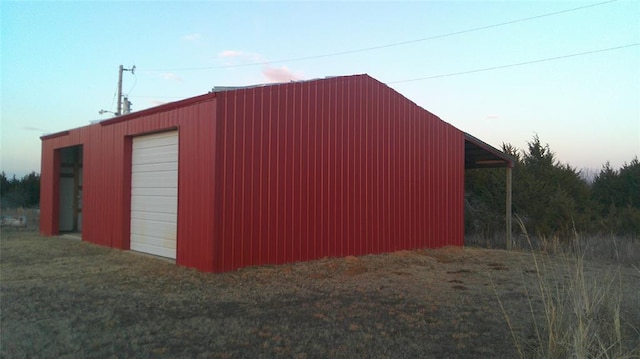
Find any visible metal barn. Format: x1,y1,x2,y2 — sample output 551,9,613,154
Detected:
40,74,513,272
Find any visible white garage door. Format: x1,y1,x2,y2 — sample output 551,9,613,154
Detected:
130,131,178,259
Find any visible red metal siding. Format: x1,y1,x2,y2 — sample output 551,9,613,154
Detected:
41,74,465,273
40,126,91,236
40,97,218,271
212,75,464,272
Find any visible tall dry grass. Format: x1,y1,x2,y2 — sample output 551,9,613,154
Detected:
467,230,639,266
496,221,639,358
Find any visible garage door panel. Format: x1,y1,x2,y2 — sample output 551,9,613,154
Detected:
133,149,178,165
131,161,178,173
131,210,176,223
131,233,176,248
131,170,177,187
131,237,176,253
131,130,178,260
130,220,176,238
133,141,178,153
132,187,177,197
130,237,176,259
132,134,178,149
131,196,177,214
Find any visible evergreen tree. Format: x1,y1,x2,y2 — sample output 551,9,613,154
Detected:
466,135,594,240
0,171,41,209
592,158,640,235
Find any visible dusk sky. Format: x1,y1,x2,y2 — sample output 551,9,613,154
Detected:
1,0,639,178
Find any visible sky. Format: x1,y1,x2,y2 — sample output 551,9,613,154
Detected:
1,0,639,178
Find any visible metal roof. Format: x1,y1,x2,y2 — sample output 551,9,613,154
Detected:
464,132,515,169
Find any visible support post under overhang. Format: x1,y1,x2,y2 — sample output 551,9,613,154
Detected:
506,166,512,250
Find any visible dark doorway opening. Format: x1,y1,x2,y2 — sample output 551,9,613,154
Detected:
58,145,83,233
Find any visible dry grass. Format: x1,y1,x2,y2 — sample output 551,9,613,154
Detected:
2,229,639,358
466,231,639,266
495,223,640,358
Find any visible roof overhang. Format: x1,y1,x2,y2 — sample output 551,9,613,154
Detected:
464,133,515,169
99,92,217,127
40,130,70,141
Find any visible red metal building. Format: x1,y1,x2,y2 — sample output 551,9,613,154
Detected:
40,74,512,272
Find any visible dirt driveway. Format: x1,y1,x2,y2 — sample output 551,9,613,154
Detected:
1,231,638,358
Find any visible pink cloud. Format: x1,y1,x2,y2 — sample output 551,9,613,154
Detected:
262,65,303,83
217,50,304,82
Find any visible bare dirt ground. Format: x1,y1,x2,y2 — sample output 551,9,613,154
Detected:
1,230,639,358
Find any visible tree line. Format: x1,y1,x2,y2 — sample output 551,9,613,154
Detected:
0,172,40,209
465,135,639,239
1,136,638,238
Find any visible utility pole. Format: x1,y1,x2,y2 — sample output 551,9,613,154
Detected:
117,65,124,116
116,65,135,116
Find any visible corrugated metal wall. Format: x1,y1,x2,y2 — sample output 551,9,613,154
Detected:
212,75,464,272
41,74,465,273
40,96,219,271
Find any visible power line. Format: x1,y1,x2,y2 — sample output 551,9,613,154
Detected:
132,42,639,99
141,0,618,73
387,43,639,84
131,95,185,99
127,71,138,96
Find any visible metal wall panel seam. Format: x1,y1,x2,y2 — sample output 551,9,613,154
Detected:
286,84,294,263
247,90,257,266
230,92,238,268
220,94,229,271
